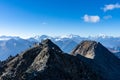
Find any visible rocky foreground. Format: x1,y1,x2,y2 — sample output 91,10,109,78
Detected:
0,39,120,80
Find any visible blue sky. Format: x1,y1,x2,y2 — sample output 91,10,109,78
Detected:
0,0,120,38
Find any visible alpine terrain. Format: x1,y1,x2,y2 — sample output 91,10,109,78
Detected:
0,39,102,80
71,40,120,80
0,39,120,80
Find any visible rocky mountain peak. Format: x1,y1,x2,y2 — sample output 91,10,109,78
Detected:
1,39,120,80
41,39,62,52
0,39,102,80
71,40,99,59
41,39,52,44
71,40,120,80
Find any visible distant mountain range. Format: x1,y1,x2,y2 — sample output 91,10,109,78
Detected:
0,34,120,60
0,39,120,80
0,36,34,60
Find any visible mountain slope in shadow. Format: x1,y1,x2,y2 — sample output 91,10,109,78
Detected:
71,40,120,80
0,39,101,80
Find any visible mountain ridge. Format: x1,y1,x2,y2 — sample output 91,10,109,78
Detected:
71,40,120,80
0,39,102,80
0,35,120,60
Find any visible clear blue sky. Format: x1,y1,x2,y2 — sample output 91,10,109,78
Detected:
0,0,120,38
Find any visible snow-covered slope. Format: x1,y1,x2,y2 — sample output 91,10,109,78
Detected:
0,35,120,60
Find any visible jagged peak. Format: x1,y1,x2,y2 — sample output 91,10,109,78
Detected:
71,40,119,61
1,39,120,80
41,39,53,44
41,39,62,52
80,40,98,46
71,40,103,59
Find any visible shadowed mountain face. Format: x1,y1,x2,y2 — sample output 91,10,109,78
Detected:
0,39,101,80
115,52,120,58
71,40,120,80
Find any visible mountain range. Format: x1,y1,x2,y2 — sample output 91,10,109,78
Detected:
0,34,120,60
0,36,34,60
0,39,120,80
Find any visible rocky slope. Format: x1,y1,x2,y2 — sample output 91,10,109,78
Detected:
1,35,120,60
0,39,101,80
71,40,120,80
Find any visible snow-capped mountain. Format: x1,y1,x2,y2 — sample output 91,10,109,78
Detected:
0,36,21,41
31,34,120,51
30,34,120,57
0,34,120,60
33,35,52,41
0,36,34,60
30,34,86,53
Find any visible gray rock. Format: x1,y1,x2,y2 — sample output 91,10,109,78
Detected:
71,40,120,80
0,39,101,80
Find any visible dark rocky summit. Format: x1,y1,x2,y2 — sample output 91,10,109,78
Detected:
0,39,120,80
71,40,120,80
0,39,102,80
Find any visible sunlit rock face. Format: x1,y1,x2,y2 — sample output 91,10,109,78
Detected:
0,39,101,80
71,40,97,59
71,40,120,80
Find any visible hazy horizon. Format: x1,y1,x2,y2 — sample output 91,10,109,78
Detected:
0,0,120,38
1,34,120,39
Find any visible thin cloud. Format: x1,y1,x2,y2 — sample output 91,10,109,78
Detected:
103,3,120,12
83,14,100,23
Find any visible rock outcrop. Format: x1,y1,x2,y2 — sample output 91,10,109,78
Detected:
0,39,101,80
71,40,120,80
